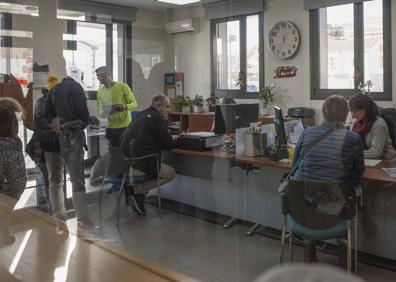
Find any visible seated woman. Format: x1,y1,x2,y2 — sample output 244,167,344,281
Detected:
349,94,396,160
291,95,365,263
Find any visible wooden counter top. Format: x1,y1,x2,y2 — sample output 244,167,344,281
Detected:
170,149,396,183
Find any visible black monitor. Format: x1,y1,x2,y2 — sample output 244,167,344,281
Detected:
215,103,259,134
273,106,287,150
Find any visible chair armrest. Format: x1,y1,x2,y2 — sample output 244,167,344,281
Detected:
128,153,159,161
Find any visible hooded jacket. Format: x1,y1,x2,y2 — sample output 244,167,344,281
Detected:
0,137,26,200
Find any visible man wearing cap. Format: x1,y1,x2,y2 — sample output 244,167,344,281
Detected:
95,66,138,147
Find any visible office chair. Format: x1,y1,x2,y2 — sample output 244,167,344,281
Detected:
380,108,396,150
98,146,162,229
279,180,358,273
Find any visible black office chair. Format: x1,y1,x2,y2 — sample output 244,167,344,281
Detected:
379,108,396,150
279,180,358,273
98,146,162,229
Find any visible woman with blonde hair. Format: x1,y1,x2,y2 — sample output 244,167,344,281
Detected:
290,95,364,265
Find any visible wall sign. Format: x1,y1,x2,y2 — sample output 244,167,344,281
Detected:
274,66,297,79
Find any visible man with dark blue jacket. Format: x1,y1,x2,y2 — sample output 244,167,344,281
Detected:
45,76,91,224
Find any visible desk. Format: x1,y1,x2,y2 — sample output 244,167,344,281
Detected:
172,149,396,183
162,149,396,260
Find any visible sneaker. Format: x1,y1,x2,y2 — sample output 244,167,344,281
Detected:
129,193,146,215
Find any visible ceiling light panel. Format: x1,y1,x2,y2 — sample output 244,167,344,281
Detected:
157,0,201,5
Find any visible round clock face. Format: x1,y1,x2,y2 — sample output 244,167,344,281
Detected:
268,21,300,59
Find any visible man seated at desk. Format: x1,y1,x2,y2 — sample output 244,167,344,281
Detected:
119,95,176,215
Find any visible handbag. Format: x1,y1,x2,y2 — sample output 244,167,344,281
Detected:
278,127,335,193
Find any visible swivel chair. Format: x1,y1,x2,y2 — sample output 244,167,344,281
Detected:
98,146,162,229
279,180,358,273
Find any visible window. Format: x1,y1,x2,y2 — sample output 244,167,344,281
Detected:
63,21,107,91
310,0,391,100
211,14,263,98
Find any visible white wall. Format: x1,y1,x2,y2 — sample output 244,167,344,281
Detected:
132,9,171,109
166,6,211,99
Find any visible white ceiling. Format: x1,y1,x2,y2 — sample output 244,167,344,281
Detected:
88,0,203,10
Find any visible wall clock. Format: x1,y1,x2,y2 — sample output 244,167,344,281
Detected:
268,21,301,59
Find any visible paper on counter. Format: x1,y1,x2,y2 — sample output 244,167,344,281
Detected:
364,159,382,167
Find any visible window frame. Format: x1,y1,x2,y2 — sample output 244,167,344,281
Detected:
210,13,264,99
64,19,132,89
310,0,392,101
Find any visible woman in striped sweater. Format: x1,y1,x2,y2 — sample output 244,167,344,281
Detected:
349,94,396,160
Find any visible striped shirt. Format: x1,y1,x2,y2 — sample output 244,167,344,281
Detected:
361,117,396,160
292,121,364,185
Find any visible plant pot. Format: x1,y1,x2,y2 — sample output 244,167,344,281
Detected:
208,106,216,112
193,105,204,113
260,107,271,116
182,106,191,113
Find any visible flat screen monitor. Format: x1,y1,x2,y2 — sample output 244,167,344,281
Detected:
273,106,287,150
215,103,259,134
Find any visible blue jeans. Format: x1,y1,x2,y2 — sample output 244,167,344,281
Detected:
35,162,50,213
59,129,86,192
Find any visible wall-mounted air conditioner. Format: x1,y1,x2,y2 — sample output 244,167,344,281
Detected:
166,19,195,34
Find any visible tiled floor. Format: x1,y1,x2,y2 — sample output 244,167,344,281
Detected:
86,189,396,282
2,186,396,282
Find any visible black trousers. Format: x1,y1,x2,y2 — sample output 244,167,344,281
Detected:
105,127,127,148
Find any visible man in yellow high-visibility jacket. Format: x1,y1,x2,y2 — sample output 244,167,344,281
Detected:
96,66,138,147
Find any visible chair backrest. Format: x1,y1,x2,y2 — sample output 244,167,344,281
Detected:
281,180,355,230
379,108,396,150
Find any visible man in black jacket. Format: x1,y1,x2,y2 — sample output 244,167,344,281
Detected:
119,95,175,215
35,76,66,219
45,76,91,224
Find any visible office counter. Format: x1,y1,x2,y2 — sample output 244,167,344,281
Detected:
161,149,396,261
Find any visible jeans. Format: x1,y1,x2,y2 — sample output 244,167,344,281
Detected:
59,129,86,192
44,151,65,217
35,162,50,213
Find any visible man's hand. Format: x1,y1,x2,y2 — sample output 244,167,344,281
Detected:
51,118,60,134
112,104,127,113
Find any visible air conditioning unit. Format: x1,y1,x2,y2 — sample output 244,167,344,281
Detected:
166,19,195,34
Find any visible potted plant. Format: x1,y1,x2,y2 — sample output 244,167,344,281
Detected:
173,96,189,112
259,84,275,116
192,95,205,113
205,95,220,112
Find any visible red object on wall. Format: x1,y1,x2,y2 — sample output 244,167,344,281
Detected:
274,66,297,79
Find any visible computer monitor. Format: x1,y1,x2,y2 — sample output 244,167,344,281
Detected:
273,106,287,150
214,103,259,134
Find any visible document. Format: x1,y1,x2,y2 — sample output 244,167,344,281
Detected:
364,159,382,167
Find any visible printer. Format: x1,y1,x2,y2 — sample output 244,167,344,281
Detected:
176,132,224,151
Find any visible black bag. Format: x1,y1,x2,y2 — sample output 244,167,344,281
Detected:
25,133,44,162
